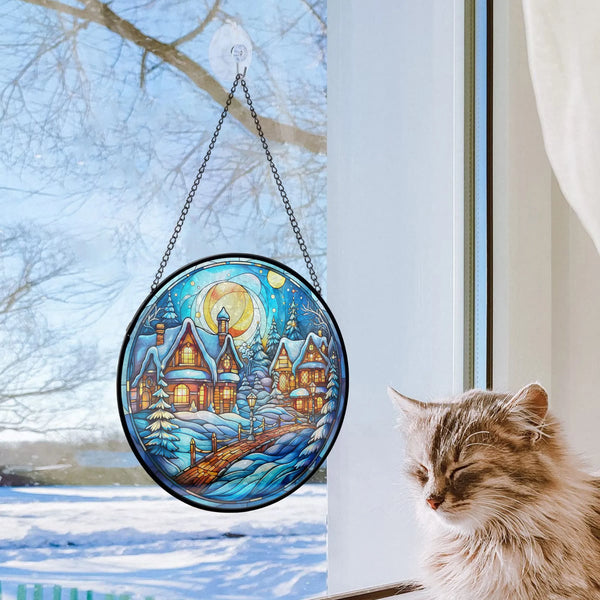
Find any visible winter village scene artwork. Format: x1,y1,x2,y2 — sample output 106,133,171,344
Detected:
120,257,347,510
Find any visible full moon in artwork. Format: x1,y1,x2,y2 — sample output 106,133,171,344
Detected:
118,254,348,511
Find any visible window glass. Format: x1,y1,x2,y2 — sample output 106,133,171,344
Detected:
0,1,326,598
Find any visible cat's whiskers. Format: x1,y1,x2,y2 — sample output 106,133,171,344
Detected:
462,430,491,444
481,491,528,508
463,441,494,449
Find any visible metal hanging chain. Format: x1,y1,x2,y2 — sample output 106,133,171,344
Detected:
151,72,322,295
151,75,240,292
239,77,321,295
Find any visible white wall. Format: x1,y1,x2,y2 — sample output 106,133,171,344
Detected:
493,2,600,467
327,0,464,593
550,179,600,467
492,0,553,395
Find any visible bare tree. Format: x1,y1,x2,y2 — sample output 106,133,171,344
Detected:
0,227,116,435
16,0,325,152
0,0,327,272
0,0,326,435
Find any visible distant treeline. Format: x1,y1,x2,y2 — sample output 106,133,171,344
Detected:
0,438,326,486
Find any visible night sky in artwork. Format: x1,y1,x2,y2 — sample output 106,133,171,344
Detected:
166,260,311,342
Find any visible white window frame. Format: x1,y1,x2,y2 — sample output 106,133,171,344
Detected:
327,0,465,592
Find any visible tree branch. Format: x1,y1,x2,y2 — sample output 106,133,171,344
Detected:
20,0,326,154
172,0,221,47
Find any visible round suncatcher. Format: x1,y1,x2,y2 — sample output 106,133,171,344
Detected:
118,254,348,511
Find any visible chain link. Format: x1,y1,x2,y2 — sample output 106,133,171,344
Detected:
239,78,321,295
151,73,322,296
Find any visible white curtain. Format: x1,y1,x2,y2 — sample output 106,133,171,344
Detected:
522,0,600,255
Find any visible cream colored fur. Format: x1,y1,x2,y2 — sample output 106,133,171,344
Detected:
390,384,600,600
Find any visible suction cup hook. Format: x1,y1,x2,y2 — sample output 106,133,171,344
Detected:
209,22,252,83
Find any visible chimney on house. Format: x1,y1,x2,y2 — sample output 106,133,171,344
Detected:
156,323,165,346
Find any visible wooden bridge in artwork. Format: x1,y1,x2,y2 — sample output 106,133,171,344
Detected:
176,422,315,487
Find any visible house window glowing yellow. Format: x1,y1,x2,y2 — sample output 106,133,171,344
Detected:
275,353,290,370
300,371,309,385
223,355,231,370
296,399,303,410
279,373,288,391
181,345,195,365
174,384,189,405
223,387,232,400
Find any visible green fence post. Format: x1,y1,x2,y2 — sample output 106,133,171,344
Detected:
53,585,62,600
105,595,115,600
33,585,43,600
118,596,131,600
16,585,26,600
86,591,93,600
70,589,78,600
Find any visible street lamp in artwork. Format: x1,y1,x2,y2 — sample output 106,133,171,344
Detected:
247,392,257,441
309,382,316,423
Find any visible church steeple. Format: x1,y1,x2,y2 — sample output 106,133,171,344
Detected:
217,307,230,346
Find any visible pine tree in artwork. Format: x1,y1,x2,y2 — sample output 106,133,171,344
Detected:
321,353,339,428
296,354,339,469
266,317,281,358
252,374,270,409
269,372,285,405
236,375,253,418
238,341,254,376
144,379,179,458
238,375,252,399
162,292,180,327
283,298,302,341
251,329,271,377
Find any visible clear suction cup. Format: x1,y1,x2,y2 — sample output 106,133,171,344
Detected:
209,22,253,83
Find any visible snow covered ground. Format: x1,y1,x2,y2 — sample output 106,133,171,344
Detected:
0,485,326,600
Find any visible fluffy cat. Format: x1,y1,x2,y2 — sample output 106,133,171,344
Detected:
389,383,600,600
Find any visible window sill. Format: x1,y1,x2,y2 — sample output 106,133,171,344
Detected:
308,581,423,600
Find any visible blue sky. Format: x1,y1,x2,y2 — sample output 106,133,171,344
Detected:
0,0,327,440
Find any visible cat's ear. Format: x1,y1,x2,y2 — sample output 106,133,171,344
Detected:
506,382,548,422
388,386,428,420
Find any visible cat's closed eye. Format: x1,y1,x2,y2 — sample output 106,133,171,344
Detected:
409,463,429,485
448,462,475,481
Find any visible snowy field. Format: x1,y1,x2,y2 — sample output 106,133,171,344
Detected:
0,485,326,600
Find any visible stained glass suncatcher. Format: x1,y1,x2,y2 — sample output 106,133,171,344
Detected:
118,254,348,511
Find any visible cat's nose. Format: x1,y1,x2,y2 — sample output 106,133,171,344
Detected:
426,495,444,510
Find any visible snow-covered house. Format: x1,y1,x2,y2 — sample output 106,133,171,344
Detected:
129,309,242,415
269,332,329,413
